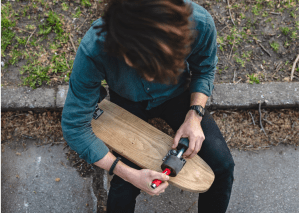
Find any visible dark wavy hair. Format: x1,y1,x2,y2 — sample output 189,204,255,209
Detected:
93,0,198,84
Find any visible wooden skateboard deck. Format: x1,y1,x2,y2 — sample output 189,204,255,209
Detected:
91,99,215,193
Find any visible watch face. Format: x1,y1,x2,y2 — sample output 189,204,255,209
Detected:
197,106,204,116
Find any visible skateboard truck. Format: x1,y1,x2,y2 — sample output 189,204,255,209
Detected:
151,138,189,189
93,105,104,120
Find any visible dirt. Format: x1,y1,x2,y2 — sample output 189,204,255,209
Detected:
203,0,299,84
2,108,298,149
1,0,299,88
149,108,299,151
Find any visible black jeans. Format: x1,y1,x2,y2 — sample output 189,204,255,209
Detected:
106,89,235,213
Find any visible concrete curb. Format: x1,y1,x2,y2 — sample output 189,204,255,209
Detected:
1,82,298,111
211,82,299,109
1,86,56,110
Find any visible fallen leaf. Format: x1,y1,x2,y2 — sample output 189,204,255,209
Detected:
283,77,290,82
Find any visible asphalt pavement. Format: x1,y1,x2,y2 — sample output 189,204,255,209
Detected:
2,139,298,213
135,145,299,213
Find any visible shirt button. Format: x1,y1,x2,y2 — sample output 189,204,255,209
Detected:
147,88,150,91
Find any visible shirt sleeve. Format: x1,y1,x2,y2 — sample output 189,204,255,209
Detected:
187,11,218,97
61,43,109,164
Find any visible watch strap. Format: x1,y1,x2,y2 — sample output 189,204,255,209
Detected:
109,157,121,175
190,105,205,117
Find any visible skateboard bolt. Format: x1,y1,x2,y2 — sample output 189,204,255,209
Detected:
176,148,185,159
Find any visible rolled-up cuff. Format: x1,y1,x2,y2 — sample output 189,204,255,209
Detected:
189,79,214,97
78,138,109,164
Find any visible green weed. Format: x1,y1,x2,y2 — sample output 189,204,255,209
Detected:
39,11,63,37
284,39,291,47
267,1,275,8
234,56,246,67
20,52,74,88
81,0,92,7
252,4,263,15
16,36,28,46
242,51,252,61
227,27,242,46
265,18,272,23
270,41,279,52
280,27,290,36
8,49,23,65
50,53,73,74
22,5,30,17
101,80,107,86
262,11,268,17
26,24,36,30
1,2,17,56
233,3,239,9
21,60,51,89
61,2,69,11
248,74,260,84
72,8,82,18
240,13,246,19
290,11,297,18
217,36,225,52
290,31,298,39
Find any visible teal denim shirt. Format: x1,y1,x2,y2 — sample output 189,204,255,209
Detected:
61,0,218,164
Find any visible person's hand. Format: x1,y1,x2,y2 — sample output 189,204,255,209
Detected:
172,110,205,159
130,169,169,196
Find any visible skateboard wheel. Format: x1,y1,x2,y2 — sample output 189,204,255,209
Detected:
161,155,185,177
177,138,189,151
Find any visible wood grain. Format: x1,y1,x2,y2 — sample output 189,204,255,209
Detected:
91,99,215,193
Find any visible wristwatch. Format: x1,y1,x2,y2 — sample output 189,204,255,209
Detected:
190,105,205,117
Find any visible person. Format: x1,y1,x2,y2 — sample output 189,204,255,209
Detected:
61,0,235,212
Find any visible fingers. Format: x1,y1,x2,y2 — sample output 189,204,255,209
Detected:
183,135,196,158
150,170,170,181
147,171,169,196
152,181,169,196
185,135,205,159
188,138,201,159
172,130,182,149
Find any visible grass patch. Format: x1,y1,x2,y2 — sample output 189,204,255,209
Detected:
50,53,73,75
61,2,69,11
252,4,263,16
20,52,74,88
248,74,260,84
280,27,290,36
290,31,298,40
1,2,17,56
21,60,51,89
234,55,246,67
81,0,92,7
269,41,280,52
72,7,82,18
39,11,63,38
